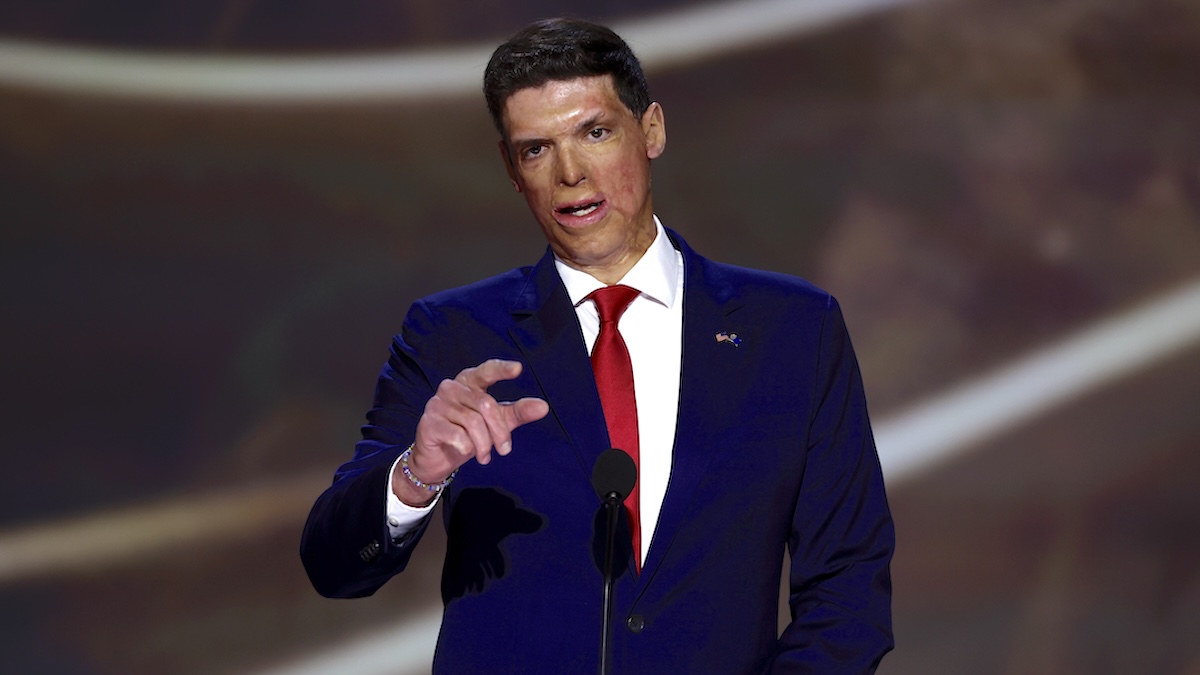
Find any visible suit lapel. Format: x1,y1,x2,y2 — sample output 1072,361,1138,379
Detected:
638,231,745,587
507,250,612,485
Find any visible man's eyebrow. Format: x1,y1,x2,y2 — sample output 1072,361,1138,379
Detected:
509,134,548,148
573,113,605,133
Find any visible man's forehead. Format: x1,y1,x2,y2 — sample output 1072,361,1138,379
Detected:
505,74,615,106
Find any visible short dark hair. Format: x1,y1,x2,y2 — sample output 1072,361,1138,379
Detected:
483,18,651,137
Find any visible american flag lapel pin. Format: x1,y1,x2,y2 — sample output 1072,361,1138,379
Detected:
715,331,742,347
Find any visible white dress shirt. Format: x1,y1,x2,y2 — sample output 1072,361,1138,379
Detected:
386,217,685,566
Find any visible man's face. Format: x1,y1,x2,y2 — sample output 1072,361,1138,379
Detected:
500,75,666,284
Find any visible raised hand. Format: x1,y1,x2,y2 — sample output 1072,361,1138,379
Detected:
393,359,549,506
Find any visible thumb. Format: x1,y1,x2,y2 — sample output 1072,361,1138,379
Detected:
504,397,550,430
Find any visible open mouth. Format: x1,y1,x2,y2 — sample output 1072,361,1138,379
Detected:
556,200,604,217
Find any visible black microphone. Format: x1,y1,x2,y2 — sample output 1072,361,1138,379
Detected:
591,447,637,504
591,448,637,675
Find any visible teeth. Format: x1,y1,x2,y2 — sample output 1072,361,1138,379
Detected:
563,202,599,216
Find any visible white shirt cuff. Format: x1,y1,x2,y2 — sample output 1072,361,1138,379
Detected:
385,453,439,540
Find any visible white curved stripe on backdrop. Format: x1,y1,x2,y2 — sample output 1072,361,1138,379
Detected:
0,0,916,102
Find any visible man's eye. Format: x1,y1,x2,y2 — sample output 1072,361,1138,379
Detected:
588,128,608,139
523,145,544,159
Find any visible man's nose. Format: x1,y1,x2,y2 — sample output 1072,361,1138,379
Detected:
557,145,586,186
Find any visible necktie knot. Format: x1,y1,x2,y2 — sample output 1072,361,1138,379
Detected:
588,284,640,324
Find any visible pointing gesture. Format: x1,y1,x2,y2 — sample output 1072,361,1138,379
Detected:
393,359,549,506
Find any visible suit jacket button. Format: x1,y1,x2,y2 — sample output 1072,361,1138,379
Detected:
626,614,645,633
359,540,381,563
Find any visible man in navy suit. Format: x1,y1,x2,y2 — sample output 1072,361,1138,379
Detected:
301,17,893,673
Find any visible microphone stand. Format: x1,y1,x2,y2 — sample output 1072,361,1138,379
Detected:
599,490,622,675
592,448,635,675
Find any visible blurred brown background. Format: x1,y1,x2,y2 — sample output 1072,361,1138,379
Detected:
2,0,1199,673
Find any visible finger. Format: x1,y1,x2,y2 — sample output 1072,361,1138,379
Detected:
433,393,499,466
435,379,511,459
467,395,549,458
474,394,517,457
450,389,533,459
500,397,550,432
456,358,523,392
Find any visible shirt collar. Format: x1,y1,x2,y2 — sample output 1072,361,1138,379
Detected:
554,216,679,309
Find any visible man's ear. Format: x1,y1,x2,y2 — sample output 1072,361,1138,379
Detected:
641,102,666,160
498,140,521,192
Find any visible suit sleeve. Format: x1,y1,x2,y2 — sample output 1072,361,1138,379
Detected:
299,300,443,598
769,296,895,673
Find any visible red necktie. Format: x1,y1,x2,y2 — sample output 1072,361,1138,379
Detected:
587,284,642,572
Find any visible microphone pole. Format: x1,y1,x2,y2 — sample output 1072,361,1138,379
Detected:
600,487,620,675
591,448,637,675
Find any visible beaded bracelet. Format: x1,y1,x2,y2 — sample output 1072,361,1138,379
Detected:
399,444,457,493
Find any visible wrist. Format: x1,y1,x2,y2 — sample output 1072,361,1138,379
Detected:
398,444,457,495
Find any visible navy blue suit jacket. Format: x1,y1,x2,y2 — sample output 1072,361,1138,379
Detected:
301,228,894,673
